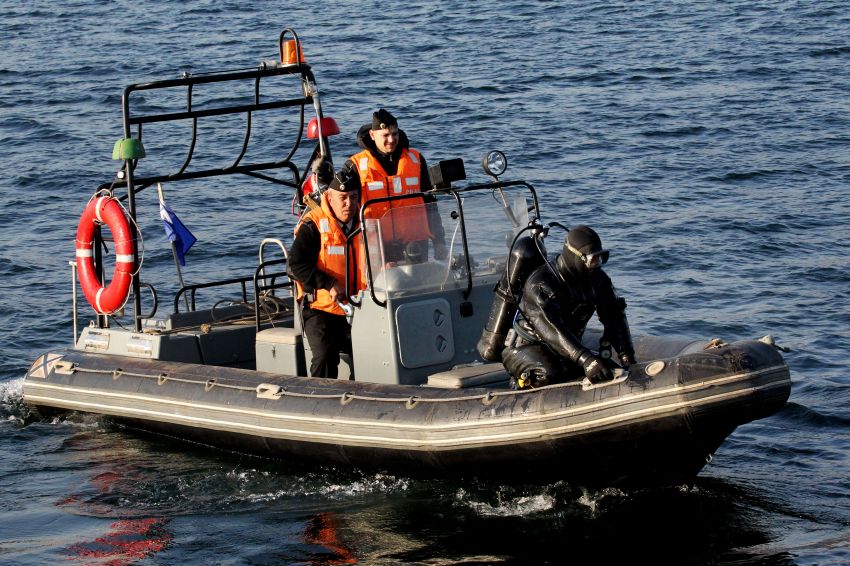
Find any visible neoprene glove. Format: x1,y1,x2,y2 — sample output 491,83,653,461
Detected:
580,352,614,384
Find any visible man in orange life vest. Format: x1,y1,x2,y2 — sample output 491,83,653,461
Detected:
289,169,365,378
339,108,447,263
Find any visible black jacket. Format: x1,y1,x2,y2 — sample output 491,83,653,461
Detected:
289,216,359,295
517,255,635,364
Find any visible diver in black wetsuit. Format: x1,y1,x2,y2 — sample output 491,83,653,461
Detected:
501,225,636,389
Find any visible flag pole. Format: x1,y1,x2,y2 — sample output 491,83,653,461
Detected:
158,183,190,311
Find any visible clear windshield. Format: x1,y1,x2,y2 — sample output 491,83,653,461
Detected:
363,186,535,300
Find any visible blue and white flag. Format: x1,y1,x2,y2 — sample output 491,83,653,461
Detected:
159,196,196,266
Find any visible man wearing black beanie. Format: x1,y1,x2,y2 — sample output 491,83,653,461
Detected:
501,225,636,389
289,169,364,378
338,108,447,263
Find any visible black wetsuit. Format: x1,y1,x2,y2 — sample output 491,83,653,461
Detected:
501,253,635,387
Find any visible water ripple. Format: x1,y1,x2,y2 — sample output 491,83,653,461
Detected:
1,1,849,563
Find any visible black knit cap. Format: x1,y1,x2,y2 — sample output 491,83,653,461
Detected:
328,169,360,193
371,108,398,130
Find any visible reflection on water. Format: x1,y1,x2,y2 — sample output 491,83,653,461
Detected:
328,478,792,565
0,399,821,565
303,512,357,565
66,517,172,565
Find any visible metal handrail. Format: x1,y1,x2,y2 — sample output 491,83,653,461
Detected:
96,28,323,332
252,257,292,332
174,276,251,313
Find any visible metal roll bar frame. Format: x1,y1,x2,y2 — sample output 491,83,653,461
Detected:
87,28,328,333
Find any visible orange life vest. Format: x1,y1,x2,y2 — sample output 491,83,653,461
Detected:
294,193,365,316
352,147,433,243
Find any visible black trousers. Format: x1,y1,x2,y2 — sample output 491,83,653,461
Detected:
302,306,352,379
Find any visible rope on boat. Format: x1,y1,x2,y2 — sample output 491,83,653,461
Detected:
86,367,258,391
144,295,293,336
65,364,586,406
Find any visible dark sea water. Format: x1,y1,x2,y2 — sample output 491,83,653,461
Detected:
1,1,849,564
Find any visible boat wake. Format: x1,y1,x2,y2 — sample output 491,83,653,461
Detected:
238,470,412,503
1,376,28,423
453,481,638,518
456,486,557,517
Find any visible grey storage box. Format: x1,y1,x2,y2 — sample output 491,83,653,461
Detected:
255,327,306,376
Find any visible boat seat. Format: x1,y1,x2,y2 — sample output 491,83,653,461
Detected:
427,363,510,389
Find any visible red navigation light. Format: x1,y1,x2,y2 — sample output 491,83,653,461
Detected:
307,117,340,139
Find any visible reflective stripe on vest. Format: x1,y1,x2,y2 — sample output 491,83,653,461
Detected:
351,147,432,243
293,193,365,316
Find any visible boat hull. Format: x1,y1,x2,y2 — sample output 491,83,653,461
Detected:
24,338,790,486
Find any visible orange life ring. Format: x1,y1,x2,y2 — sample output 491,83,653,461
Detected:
75,196,135,314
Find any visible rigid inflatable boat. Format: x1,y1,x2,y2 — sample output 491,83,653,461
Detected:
23,29,791,486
